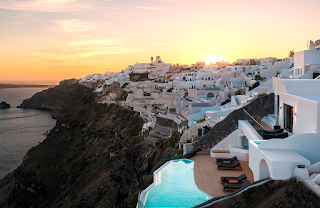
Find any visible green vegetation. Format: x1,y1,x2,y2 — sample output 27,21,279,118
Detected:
203,125,212,135
235,88,246,95
254,74,266,81
258,93,267,97
288,50,295,57
163,131,181,149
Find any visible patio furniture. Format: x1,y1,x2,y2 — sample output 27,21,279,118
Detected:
220,173,247,184
216,156,238,163
222,180,251,191
217,161,242,170
263,129,283,134
263,132,288,139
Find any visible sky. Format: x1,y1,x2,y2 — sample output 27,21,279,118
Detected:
0,0,319,84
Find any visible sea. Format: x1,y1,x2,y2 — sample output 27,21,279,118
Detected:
0,88,56,179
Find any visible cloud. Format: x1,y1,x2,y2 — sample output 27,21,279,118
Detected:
160,0,183,2
152,43,167,46
50,19,101,33
54,38,125,47
26,47,139,63
0,0,95,12
140,7,163,11
25,37,139,63
1,35,38,41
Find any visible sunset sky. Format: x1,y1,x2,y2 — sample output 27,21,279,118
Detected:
0,0,319,84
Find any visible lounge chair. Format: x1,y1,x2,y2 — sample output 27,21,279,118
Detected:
263,132,288,139
216,156,238,163
263,129,283,134
220,173,247,184
217,161,242,170
222,180,251,191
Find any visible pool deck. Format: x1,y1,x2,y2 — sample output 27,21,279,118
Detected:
191,155,254,198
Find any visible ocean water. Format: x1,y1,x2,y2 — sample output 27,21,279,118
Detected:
0,88,56,179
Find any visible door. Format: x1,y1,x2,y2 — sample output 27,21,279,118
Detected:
283,104,293,133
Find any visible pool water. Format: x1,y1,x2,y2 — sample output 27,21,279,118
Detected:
144,159,212,208
254,141,264,145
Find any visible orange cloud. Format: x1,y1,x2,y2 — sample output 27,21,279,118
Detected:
50,19,101,33
0,0,94,12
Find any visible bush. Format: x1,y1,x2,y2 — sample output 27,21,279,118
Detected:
258,93,267,97
255,75,266,81
235,89,242,95
163,131,181,149
203,125,212,135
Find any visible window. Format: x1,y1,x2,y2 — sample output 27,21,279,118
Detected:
283,103,293,133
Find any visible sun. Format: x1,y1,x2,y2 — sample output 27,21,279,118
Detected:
204,57,221,66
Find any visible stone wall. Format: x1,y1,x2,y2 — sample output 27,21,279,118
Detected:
149,117,179,139
129,72,150,81
198,94,274,149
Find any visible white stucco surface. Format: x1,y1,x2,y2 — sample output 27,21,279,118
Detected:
259,149,309,162
294,94,320,102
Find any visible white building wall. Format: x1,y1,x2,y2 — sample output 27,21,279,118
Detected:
279,93,318,135
294,50,320,78
256,133,320,164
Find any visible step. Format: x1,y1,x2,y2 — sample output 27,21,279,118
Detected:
196,149,210,155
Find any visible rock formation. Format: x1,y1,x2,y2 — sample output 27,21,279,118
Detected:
0,101,10,108
0,81,160,208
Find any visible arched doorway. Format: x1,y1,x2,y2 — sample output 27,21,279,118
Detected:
207,92,214,98
259,159,270,180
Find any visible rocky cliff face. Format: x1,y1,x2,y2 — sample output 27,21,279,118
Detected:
0,81,159,208
19,79,95,119
198,179,320,208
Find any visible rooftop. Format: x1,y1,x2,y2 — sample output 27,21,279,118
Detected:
293,94,320,102
192,103,210,107
259,149,310,162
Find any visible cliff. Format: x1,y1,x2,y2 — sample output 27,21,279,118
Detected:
196,179,320,208
19,79,95,119
0,81,161,208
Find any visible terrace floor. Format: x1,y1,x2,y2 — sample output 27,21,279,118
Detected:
260,121,274,131
191,154,254,198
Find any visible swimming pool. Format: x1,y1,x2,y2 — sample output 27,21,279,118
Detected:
254,141,264,145
144,159,212,208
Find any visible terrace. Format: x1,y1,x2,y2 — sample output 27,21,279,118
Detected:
191,153,254,197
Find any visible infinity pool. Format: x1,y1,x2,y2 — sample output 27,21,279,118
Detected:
254,141,264,145
144,159,212,208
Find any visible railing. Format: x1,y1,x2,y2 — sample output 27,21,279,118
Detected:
243,109,264,138
137,192,145,208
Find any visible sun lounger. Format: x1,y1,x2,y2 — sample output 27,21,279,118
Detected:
220,173,247,184
217,161,242,170
263,129,283,134
222,180,251,191
263,132,288,139
216,156,238,163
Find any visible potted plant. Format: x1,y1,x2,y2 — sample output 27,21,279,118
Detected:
274,117,280,130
